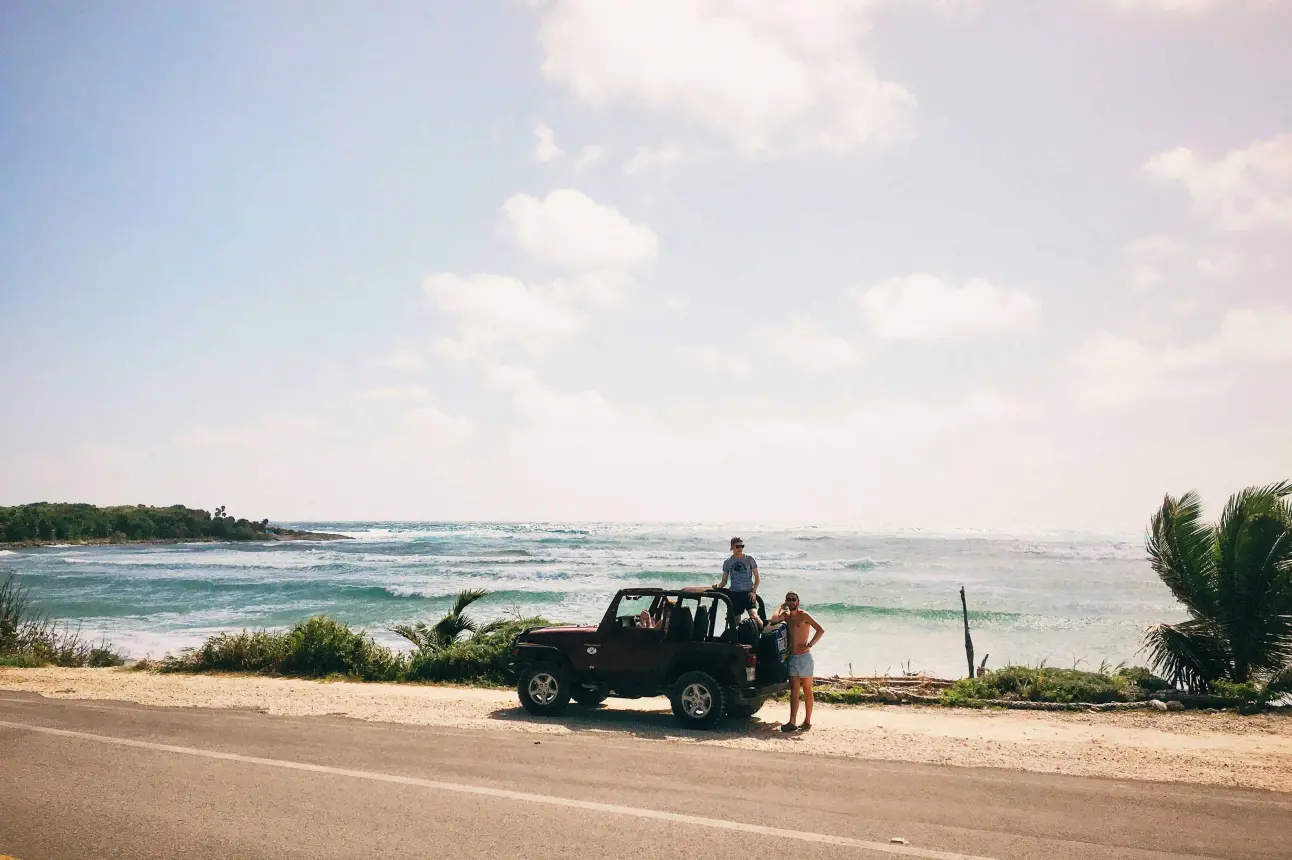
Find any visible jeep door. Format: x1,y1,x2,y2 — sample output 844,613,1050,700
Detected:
594,593,667,692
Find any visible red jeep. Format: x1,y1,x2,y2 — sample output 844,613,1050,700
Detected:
510,587,790,729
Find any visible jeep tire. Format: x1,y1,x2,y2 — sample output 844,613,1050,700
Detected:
571,684,609,707
670,670,727,729
726,694,767,719
518,661,572,716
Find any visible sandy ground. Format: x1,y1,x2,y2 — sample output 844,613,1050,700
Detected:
4,667,1291,793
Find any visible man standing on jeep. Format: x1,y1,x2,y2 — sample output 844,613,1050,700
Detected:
767,591,824,732
716,536,761,628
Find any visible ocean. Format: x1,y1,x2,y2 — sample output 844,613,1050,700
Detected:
0,522,1184,678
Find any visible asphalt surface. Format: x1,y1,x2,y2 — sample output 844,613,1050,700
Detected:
1,692,1288,860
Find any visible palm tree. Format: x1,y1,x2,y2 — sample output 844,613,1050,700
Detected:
391,589,503,651
1144,480,1292,698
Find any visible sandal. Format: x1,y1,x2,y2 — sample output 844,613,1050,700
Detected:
799,722,812,731
780,723,797,733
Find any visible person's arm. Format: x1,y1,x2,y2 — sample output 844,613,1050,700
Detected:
802,611,824,649
716,564,729,590
751,562,760,594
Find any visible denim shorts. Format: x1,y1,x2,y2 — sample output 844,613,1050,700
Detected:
788,652,814,678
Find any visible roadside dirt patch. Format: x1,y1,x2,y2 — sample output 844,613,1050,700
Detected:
5,667,1290,792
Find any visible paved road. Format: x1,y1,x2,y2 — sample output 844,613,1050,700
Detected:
0,693,1288,860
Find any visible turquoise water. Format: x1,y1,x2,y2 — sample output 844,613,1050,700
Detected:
0,523,1184,677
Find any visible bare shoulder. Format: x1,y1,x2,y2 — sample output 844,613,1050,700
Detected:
799,610,822,626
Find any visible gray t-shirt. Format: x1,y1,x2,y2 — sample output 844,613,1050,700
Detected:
723,554,758,591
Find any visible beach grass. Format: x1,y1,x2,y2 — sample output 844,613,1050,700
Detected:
941,665,1171,706
159,612,548,686
0,573,125,668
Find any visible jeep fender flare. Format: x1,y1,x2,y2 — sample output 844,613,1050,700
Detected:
513,644,572,670
666,659,734,687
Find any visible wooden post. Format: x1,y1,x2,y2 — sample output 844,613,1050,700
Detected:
960,586,975,679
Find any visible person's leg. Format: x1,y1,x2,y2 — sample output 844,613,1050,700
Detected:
788,678,801,727
801,676,814,728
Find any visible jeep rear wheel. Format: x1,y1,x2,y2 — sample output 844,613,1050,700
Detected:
518,662,572,715
571,684,609,707
727,695,767,719
670,670,726,729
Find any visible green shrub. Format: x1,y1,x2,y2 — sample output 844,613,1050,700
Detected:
163,629,294,674
406,617,546,685
163,616,404,681
942,665,1172,705
0,653,44,668
1113,665,1173,694
160,602,550,687
282,616,403,681
0,573,125,668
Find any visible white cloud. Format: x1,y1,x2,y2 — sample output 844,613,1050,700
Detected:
534,0,915,155
532,122,565,163
572,145,604,168
503,189,659,270
752,317,859,372
362,385,431,404
1106,0,1220,14
624,145,684,175
548,270,635,307
367,340,426,372
854,275,1042,340
382,404,477,460
676,345,750,377
176,414,322,450
1145,134,1292,231
424,272,589,359
1125,235,1187,292
532,123,604,168
1070,307,1292,409
1070,333,1165,409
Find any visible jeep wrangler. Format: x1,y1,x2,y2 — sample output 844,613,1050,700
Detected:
510,587,790,729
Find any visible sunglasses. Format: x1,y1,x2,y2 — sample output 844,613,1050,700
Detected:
733,544,744,549
786,596,799,604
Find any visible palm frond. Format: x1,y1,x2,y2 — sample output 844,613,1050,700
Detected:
1216,482,1292,583
1262,663,1292,701
1214,484,1292,680
451,589,489,616
1143,620,1230,691
475,618,511,637
389,621,434,650
1146,491,1219,619
431,612,478,648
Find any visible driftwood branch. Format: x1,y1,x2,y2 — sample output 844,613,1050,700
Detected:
960,586,975,679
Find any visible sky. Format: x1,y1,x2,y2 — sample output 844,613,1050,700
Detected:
2,0,1290,531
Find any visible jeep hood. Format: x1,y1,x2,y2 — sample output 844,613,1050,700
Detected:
522,624,598,636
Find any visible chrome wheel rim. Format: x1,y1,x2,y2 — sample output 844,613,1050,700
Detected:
528,673,559,705
681,683,713,718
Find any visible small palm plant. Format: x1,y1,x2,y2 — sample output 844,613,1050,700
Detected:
1144,481,1292,701
390,589,505,651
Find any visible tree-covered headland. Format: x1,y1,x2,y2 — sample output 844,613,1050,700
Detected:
0,503,272,545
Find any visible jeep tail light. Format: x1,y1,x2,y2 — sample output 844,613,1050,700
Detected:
746,654,757,668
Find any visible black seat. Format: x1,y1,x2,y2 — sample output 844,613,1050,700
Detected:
667,605,694,642
692,605,710,641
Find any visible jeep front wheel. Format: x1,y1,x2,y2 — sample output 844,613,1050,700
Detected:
670,670,726,729
518,662,572,715
571,684,609,707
